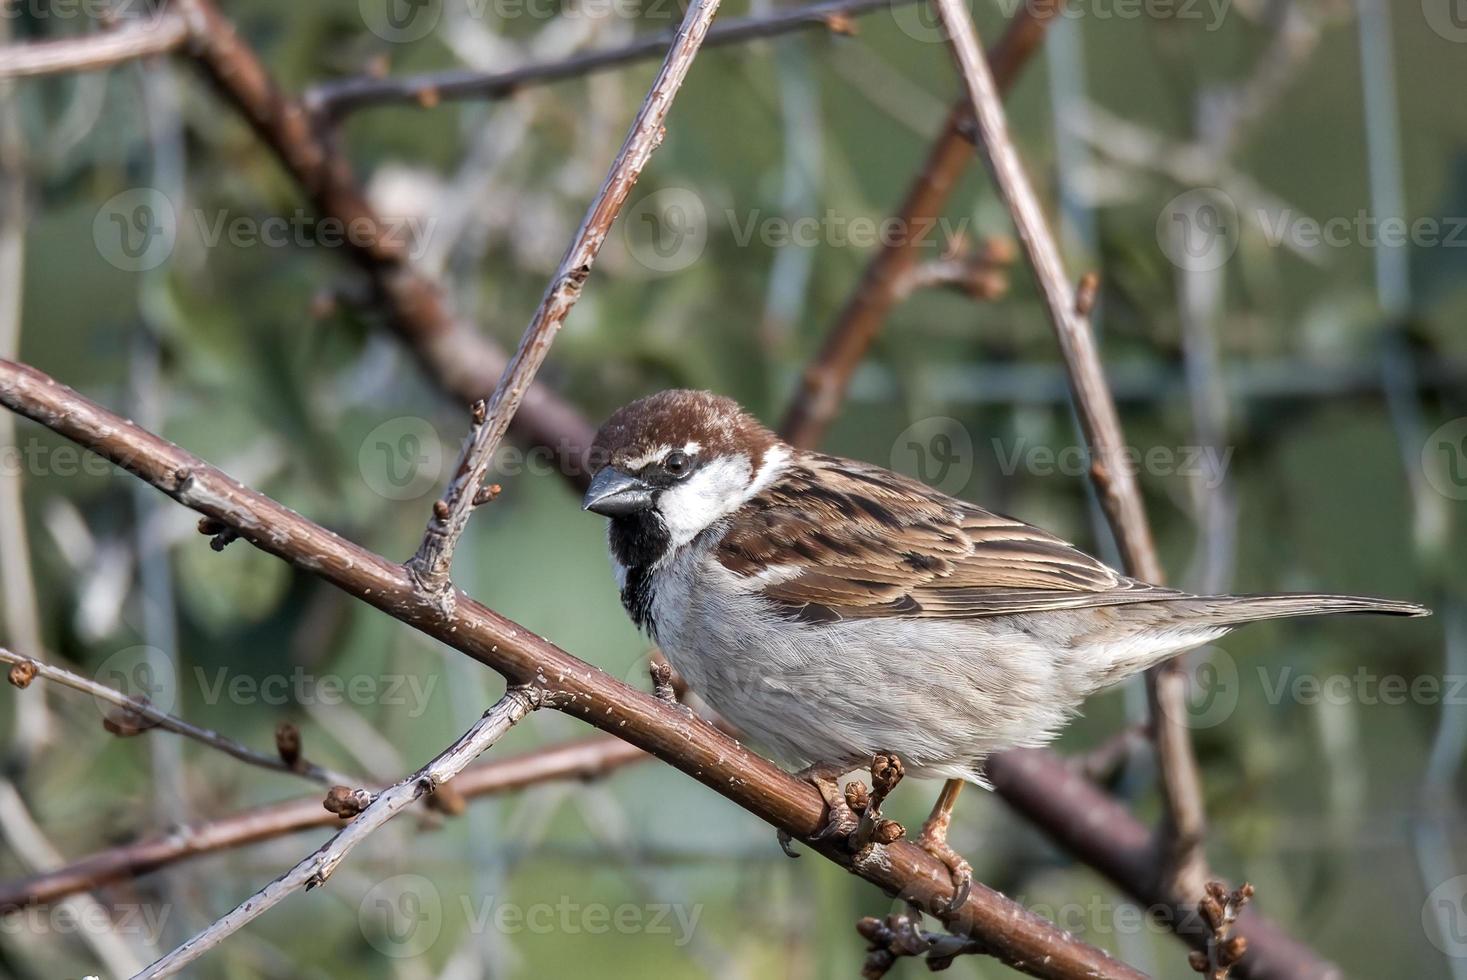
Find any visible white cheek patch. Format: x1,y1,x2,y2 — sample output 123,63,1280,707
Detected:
654,445,791,553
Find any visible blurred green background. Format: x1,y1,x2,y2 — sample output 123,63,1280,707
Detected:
0,0,1464,977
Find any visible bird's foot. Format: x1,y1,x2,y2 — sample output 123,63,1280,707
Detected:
918,779,972,915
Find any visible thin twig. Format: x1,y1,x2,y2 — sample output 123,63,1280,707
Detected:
0,359,1142,980
0,13,188,80
780,0,1063,447
307,0,914,119
0,735,646,913
0,647,357,789
930,0,1210,898
172,0,597,493
405,0,725,598
134,688,543,979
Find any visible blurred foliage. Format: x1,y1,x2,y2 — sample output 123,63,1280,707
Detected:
0,0,1465,978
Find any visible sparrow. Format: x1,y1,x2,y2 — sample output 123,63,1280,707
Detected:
582,389,1429,901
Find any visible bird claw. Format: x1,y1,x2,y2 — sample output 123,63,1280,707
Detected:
809,797,861,841
776,829,800,858
919,830,973,915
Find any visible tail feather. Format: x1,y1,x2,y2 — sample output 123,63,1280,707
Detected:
1193,593,1431,626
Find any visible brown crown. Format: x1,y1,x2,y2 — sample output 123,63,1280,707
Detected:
591,389,779,471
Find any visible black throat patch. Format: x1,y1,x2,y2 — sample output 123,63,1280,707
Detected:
608,511,671,639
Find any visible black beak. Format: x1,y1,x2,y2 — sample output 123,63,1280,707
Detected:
583,468,654,517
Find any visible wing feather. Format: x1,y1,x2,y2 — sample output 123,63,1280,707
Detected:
715,453,1179,621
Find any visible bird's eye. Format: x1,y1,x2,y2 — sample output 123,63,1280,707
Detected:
663,451,690,476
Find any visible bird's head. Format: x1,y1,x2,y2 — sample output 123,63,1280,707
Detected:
584,389,786,550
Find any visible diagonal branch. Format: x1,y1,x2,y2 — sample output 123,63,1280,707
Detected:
780,0,1064,447
928,0,1209,899
0,359,1141,980
0,647,358,789
405,0,724,597
307,0,915,119
134,688,543,979
0,13,188,80
172,0,597,492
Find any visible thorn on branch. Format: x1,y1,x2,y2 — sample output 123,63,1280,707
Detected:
275,723,302,769
7,659,37,689
197,516,239,551
323,785,373,819
1189,880,1253,979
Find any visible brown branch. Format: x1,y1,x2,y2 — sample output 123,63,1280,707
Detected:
171,0,597,493
929,0,1210,898
779,0,1063,448
306,0,916,119
0,13,188,80
136,688,542,978
406,0,724,598
0,735,647,913
0,648,357,788
0,360,1141,980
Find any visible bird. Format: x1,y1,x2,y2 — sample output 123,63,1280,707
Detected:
581,388,1430,904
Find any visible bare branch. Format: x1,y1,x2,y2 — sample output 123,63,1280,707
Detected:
929,0,1209,896
0,735,646,913
0,14,187,80
172,0,597,492
0,647,357,788
0,359,1141,980
134,688,543,979
780,0,1063,448
307,0,916,119
406,0,725,598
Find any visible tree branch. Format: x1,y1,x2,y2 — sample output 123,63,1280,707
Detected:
0,647,357,789
134,688,542,979
0,359,1141,979
172,0,597,492
0,13,188,80
306,0,915,119
405,0,725,598
779,0,1063,447
928,0,1210,898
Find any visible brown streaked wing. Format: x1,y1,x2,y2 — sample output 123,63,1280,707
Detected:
714,453,1179,621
